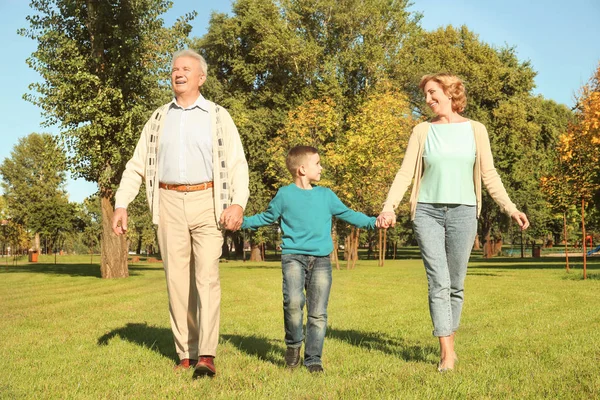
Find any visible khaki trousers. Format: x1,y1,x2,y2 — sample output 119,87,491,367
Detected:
157,188,223,359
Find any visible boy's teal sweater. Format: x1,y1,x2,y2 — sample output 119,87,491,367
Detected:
242,184,376,256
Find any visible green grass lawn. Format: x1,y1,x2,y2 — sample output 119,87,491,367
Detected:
1,253,599,399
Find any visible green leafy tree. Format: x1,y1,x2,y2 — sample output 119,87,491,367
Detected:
198,0,421,212
0,133,72,253
393,25,571,255
20,0,195,277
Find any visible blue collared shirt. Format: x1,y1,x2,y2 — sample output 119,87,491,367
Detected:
158,94,213,184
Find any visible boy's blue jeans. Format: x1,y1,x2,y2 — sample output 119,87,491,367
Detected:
412,203,477,337
281,254,332,367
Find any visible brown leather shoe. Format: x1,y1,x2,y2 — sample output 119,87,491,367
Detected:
193,356,216,378
174,358,197,371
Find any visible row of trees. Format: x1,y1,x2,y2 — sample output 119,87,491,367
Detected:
0,133,158,260
5,0,598,277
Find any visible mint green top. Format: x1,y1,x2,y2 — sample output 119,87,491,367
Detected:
417,122,477,205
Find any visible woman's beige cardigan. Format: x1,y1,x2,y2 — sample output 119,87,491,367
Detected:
381,120,518,220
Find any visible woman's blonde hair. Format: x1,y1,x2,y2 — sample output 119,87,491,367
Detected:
419,73,467,113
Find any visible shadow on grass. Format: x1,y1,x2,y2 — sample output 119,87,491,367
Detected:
327,328,437,363
0,263,160,278
468,256,600,270
223,263,282,270
467,271,500,276
221,334,283,366
97,322,177,362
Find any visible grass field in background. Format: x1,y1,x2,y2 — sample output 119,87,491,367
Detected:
1,252,599,399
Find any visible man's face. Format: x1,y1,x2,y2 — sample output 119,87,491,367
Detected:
171,56,206,97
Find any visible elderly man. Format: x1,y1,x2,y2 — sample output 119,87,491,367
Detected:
112,49,249,378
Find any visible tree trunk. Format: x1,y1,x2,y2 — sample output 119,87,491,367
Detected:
100,195,129,278
346,227,355,269
331,229,340,270
34,232,41,253
221,233,230,259
493,238,503,256
249,243,263,261
483,230,492,258
351,228,360,269
582,199,587,280
233,232,244,258
473,235,481,250
563,212,569,272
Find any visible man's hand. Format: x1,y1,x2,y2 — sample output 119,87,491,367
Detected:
219,204,244,231
112,208,128,236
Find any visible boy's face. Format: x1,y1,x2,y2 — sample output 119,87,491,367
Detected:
302,153,322,182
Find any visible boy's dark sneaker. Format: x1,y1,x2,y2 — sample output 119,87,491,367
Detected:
285,347,301,368
307,364,324,374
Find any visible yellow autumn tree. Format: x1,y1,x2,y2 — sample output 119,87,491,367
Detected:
328,86,417,267
239,98,341,262
554,63,600,279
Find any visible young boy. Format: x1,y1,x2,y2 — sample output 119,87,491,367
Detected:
241,145,376,373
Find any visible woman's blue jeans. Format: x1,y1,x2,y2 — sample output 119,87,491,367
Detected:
281,254,332,367
412,203,477,337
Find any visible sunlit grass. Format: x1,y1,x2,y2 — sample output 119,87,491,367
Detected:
1,253,599,399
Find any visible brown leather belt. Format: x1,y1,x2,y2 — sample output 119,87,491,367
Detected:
159,182,213,192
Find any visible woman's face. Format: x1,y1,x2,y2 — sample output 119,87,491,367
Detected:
423,80,453,116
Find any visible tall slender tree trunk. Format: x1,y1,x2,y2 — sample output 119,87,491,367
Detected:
331,229,340,270
378,229,387,266
582,199,587,280
563,212,570,272
351,228,360,269
100,195,129,278
483,230,492,258
345,228,353,269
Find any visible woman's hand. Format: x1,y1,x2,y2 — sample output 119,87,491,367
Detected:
376,212,396,229
511,211,530,230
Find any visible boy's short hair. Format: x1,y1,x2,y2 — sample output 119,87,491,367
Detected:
286,145,319,176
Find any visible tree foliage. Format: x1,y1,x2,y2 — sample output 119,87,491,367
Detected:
0,132,74,251
21,0,195,277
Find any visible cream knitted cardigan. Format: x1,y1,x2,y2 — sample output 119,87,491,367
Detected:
382,120,518,220
114,100,249,225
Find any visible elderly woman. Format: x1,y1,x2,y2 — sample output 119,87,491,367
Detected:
376,73,529,372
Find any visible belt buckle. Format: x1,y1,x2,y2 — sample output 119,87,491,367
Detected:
185,185,192,192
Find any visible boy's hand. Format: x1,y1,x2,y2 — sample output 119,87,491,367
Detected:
376,212,396,228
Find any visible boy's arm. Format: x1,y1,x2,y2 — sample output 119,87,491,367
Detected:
328,190,376,229
241,191,283,230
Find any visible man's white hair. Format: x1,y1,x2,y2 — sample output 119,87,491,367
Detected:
171,49,208,76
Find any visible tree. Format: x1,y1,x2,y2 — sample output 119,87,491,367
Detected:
393,25,571,255
554,63,600,278
198,0,421,214
21,0,195,278
126,187,157,255
0,133,73,253
328,86,416,267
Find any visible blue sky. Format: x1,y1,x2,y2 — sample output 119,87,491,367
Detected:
1,0,599,203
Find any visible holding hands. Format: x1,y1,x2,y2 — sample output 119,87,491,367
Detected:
219,204,244,231
376,211,396,229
